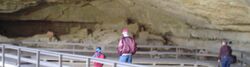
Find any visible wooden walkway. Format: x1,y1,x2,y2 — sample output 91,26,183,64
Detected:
0,55,242,67
37,55,243,67
1,42,249,67
0,48,243,67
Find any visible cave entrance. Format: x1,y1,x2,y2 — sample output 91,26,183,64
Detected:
0,20,96,38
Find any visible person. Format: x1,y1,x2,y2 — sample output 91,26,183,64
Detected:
92,47,105,67
117,28,137,63
46,31,60,42
218,40,232,67
199,49,208,60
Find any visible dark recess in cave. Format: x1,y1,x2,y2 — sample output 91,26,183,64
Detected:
126,18,136,25
0,20,96,38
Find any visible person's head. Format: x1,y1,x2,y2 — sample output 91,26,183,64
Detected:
96,47,102,53
47,31,54,37
222,39,229,46
122,28,129,37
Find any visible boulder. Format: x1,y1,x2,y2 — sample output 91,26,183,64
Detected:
60,28,88,42
190,29,250,43
169,36,250,52
136,32,165,45
136,32,149,45
22,34,50,42
0,35,14,42
90,30,120,45
95,17,127,31
127,23,139,34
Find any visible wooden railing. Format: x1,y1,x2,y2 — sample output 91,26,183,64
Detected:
21,41,219,59
20,41,250,67
0,44,147,67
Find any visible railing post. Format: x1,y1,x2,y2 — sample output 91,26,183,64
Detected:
241,52,243,67
194,64,198,67
86,58,90,67
150,47,154,58
2,45,5,67
59,54,62,67
180,64,184,67
36,51,40,67
112,63,117,67
195,49,198,61
73,45,75,55
152,63,156,66
176,47,179,59
17,48,21,67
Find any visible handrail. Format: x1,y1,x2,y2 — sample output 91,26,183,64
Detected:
21,41,215,55
21,41,219,57
0,44,147,67
233,50,250,67
21,41,192,48
20,41,250,67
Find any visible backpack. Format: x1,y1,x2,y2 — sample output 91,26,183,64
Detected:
230,55,237,64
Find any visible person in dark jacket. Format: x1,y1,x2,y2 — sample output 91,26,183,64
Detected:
117,28,137,63
218,40,232,67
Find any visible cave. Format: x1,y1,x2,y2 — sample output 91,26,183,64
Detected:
0,20,96,38
0,0,249,67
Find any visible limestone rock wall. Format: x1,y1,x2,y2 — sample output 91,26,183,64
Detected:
0,0,250,52
0,0,40,13
0,35,14,42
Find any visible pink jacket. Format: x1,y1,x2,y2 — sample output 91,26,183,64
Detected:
117,37,137,56
93,52,105,67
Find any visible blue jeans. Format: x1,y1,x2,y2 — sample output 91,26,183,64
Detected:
119,55,132,63
221,56,231,67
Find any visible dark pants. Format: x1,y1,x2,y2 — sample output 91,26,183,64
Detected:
221,56,231,67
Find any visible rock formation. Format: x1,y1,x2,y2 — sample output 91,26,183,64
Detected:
0,35,14,42
0,0,250,52
0,0,41,13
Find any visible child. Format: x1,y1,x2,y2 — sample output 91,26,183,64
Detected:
92,47,105,67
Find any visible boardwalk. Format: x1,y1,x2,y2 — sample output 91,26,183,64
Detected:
0,55,242,67
0,48,242,67
0,42,249,67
